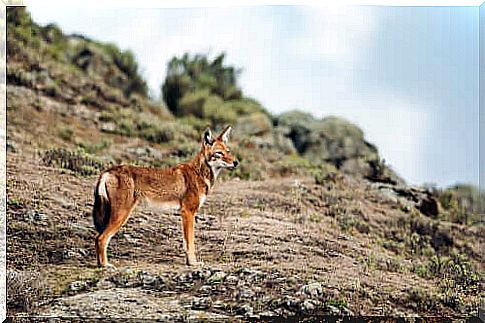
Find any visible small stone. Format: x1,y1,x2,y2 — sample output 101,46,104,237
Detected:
199,285,212,294
6,140,17,153
158,314,173,320
191,268,212,280
207,271,226,284
286,276,298,285
122,267,135,276
238,288,255,299
327,305,341,315
100,122,116,133
300,300,316,313
285,298,300,311
176,272,192,284
138,271,157,286
237,304,253,316
23,210,36,221
22,210,48,224
212,300,226,309
224,275,238,285
341,306,354,316
191,297,212,310
63,249,78,259
259,310,276,317
68,280,86,292
240,268,261,276
338,234,351,241
326,250,341,257
300,282,323,298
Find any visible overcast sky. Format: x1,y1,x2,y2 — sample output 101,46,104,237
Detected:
27,5,479,188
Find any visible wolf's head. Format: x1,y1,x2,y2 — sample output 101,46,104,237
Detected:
201,125,239,171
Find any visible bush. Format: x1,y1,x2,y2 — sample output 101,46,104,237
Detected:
7,7,41,51
178,116,211,132
57,126,74,141
101,43,148,97
72,42,148,98
77,139,112,154
224,98,267,116
7,270,45,312
437,184,484,225
176,91,269,129
178,89,211,118
271,154,314,177
204,100,238,127
235,112,272,136
162,53,242,114
140,121,199,144
41,148,109,176
7,68,34,87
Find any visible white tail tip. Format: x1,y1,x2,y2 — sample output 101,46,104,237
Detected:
98,173,110,199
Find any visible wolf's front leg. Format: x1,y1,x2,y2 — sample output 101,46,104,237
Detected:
181,205,202,266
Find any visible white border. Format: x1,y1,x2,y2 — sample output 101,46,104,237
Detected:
3,0,484,320
0,2,6,321
23,0,485,8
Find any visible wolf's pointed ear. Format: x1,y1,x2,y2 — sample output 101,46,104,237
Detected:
203,127,213,146
218,125,232,144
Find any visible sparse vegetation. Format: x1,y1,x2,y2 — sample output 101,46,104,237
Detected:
6,7,483,319
7,270,46,312
435,184,484,225
41,148,109,176
57,126,74,142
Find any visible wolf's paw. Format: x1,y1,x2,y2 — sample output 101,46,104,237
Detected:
187,261,204,267
186,256,204,267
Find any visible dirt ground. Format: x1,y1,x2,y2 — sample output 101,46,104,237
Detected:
6,146,483,320
5,86,483,320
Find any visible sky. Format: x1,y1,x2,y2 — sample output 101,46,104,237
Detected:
27,5,480,188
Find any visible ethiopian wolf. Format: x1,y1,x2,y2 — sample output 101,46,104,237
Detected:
92,126,238,268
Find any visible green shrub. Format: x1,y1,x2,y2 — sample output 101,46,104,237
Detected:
162,53,242,114
314,164,339,185
204,100,238,127
437,184,484,225
7,270,45,312
77,139,112,154
101,43,148,97
178,89,211,118
178,116,211,132
7,7,41,50
57,127,74,142
273,154,313,177
41,148,109,176
406,287,437,311
7,68,34,87
224,98,267,116
235,112,272,136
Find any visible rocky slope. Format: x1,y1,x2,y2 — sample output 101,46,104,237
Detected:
6,7,483,320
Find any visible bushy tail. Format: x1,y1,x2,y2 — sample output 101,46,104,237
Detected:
92,173,111,233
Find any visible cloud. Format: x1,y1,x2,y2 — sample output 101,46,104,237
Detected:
26,5,477,187
289,6,378,67
90,8,277,99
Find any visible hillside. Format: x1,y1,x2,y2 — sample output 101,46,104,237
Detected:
6,7,483,319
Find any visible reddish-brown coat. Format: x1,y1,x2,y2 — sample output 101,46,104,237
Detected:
92,126,237,267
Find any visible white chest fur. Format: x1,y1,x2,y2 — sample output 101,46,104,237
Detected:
199,195,207,209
